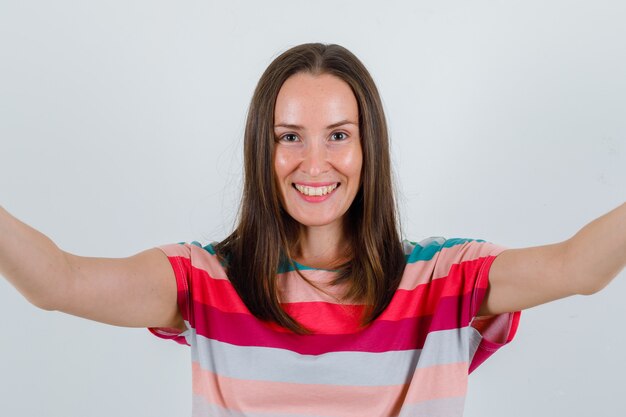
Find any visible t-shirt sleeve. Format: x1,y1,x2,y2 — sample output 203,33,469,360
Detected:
467,241,521,373
147,243,195,346
434,237,521,373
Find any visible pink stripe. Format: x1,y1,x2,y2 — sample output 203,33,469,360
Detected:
158,241,505,302
396,240,504,292
191,361,466,416
403,362,468,403
277,269,351,303
159,244,229,279
168,252,492,317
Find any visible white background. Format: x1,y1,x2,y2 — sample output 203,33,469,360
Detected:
1,1,625,416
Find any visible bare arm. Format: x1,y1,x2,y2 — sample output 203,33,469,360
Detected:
479,202,626,316
0,206,183,330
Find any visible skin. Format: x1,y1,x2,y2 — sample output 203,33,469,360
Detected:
273,72,362,268
2,68,623,335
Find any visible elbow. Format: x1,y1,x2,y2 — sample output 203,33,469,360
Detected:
35,301,58,312
578,283,600,296
25,268,72,312
577,274,612,296
26,292,62,312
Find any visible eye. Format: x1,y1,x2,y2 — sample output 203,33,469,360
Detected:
280,133,299,142
330,132,348,141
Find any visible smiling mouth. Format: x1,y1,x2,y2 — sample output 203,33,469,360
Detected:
293,183,340,196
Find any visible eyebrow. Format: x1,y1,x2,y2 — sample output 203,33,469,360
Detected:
273,120,357,130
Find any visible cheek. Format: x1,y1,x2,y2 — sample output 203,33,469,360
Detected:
347,147,363,192
274,149,290,181
340,146,363,179
274,148,300,199
273,153,288,208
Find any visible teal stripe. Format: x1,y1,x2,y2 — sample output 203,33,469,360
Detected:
179,241,313,272
179,237,489,269
404,237,487,264
203,242,216,255
277,259,324,274
179,241,217,255
282,237,489,272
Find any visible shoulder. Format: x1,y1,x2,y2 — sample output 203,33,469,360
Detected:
403,237,506,267
158,241,228,280
403,236,505,277
398,237,507,295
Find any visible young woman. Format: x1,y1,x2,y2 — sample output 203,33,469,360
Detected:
1,43,625,417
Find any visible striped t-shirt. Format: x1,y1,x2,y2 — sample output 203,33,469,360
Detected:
149,237,521,417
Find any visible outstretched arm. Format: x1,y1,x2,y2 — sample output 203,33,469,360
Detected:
0,205,183,330
479,202,626,316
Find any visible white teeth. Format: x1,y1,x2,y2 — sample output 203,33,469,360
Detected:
294,183,338,196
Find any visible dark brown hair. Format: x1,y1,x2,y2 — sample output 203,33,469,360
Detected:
214,43,405,334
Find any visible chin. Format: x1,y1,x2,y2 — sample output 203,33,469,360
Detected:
289,212,342,228
295,218,338,228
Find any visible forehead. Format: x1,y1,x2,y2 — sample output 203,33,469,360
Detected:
274,73,358,126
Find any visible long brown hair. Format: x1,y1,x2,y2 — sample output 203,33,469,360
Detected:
214,43,405,334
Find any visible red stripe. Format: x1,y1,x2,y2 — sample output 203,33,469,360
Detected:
166,254,193,323
380,257,489,320
171,254,492,325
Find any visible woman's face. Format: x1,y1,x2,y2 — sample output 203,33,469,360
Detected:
273,72,362,230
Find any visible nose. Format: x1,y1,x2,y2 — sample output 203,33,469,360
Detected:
300,139,328,177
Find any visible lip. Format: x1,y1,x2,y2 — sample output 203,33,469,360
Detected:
291,182,340,203
292,181,339,187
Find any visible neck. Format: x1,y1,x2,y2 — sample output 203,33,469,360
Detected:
295,221,350,269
